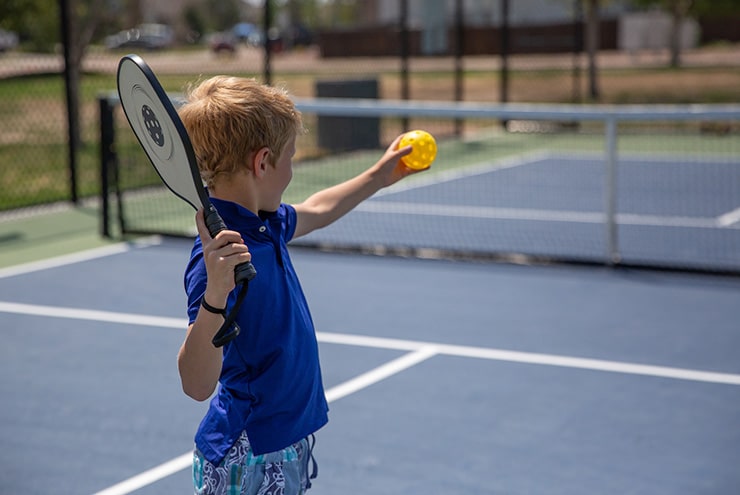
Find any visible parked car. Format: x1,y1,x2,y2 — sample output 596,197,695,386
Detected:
106,24,174,50
0,29,19,52
231,23,265,47
208,32,237,54
232,22,256,42
290,23,313,47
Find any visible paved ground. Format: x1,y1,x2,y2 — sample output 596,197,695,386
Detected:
2,43,739,80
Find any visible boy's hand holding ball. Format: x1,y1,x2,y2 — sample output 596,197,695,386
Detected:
400,130,437,170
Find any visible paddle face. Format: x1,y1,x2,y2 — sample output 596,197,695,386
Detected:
116,54,256,347
117,54,207,211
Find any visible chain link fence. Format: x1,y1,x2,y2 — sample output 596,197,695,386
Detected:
1,1,739,215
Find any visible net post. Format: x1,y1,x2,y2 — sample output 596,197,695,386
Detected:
604,116,620,265
99,94,115,239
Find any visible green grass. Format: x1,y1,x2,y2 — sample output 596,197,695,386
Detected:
1,63,739,214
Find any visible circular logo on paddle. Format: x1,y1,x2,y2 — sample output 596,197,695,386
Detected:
141,104,164,147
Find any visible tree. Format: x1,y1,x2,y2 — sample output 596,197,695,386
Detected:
60,0,110,147
667,0,692,67
690,0,740,16
61,0,112,202
631,0,694,67
205,0,241,32
1,0,58,51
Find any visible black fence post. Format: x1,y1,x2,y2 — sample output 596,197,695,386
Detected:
454,0,464,136
60,0,79,204
500,0,510,105
263,0,272,85
400,0,410,131
99,96,115,238
500,0,510,129
572,0,584,103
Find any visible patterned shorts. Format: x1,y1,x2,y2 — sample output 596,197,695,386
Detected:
192,432,317,495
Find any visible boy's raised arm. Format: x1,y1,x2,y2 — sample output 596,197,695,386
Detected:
293,134,419,238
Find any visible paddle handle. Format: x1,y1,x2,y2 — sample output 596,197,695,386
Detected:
204,203,257,284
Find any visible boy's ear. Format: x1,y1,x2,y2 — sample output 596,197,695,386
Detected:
251,147,271,178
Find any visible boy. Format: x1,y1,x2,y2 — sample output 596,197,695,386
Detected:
176,76,422,495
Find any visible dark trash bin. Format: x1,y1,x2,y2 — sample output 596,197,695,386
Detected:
315,79,380,152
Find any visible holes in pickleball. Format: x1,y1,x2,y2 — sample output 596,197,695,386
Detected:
141,104,165,147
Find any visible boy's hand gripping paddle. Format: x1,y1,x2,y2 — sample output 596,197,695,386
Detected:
117,54,256,347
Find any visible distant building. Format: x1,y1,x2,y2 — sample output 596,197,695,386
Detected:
373,0,630,27
134,0,701,52
139,0,191,25
133,0,193,41
370,0,697,53
619,10,699,51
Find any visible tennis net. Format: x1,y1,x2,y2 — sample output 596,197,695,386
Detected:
100,95,740,274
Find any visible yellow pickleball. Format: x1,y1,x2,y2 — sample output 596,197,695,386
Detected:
400,130,437,170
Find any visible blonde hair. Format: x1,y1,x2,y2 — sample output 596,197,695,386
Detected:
178,76,303,187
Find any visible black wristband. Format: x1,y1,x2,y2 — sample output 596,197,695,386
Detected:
201,297,226,315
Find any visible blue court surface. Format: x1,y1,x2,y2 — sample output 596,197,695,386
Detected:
1,237,740,495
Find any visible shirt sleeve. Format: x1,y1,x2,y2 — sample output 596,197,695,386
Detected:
280,203,298,243
184,237,207,325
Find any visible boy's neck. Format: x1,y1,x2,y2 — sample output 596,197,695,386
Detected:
210,174,260,215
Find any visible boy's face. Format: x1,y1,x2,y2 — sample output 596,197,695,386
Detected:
262,135,296,211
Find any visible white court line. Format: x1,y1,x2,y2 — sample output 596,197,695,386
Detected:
325,345,439,402
367,151,740,230
549,151,740,165
717,207,740,228
0,236,162,279
0,301,185,329
357,201,605,223
91,347,439,495
356,201,723,229
374,150,549,198
1,302,738,386
0,244,132,279
318,331,740,386
91,454,192,495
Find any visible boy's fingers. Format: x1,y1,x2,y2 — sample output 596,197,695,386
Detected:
196,209,245,248
391,133,405,147
195,209,212,242
391,135,413,159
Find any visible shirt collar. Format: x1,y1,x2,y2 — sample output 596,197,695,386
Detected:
209,197,274,233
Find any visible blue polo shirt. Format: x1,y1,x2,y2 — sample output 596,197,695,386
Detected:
184,198,329,463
